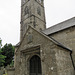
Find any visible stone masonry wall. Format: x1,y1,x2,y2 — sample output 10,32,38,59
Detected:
50,26,75,67
15,27,74,75
15,27,58,75
55,46,74,75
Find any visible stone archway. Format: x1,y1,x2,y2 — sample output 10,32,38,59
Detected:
29,55,42,75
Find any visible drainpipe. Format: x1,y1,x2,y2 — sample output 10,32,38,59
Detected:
70,52,75,70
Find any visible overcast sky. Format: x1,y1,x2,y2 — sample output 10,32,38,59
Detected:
0,0,75,45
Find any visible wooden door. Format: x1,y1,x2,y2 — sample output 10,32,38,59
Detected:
30,55,42,75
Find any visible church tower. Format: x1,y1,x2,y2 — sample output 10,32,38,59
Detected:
20,0,46,40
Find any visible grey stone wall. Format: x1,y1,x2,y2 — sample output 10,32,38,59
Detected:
15,27,74,75
20,0,46,41
50,26,75,67
15,27,58,75
55,46,74,75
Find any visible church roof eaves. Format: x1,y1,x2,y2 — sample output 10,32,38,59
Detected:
42,17,75,35
49,36,72,53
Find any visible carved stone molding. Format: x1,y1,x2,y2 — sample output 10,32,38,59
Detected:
21,44,40,55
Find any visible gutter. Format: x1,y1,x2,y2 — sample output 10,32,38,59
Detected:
70,52,75,70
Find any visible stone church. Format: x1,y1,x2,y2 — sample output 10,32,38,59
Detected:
14,0,75,75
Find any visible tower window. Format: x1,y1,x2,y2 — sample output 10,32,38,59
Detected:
37,7,41,16
24,6,29,15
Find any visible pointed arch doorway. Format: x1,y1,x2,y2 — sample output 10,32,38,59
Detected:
29,55,42,75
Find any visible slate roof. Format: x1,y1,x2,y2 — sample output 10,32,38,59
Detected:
42,17,75,35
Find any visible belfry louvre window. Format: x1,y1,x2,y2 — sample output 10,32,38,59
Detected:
30,55,42,75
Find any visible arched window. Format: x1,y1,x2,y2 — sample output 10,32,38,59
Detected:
37,7,41,16
24,6,29,15
30,55,42,75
